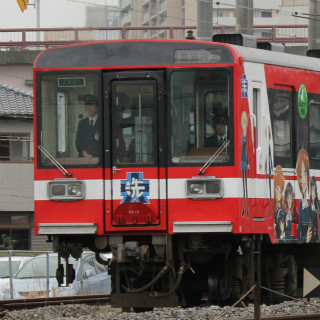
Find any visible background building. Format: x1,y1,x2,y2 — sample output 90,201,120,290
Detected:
0,80,50,251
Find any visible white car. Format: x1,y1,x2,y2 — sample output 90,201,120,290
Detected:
2,252,111,299
0,256,32,299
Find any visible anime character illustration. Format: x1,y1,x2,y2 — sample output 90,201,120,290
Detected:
241,111,249,218
274,165,286,241
309,176,320,242
296,148,316,243
284,182,296,242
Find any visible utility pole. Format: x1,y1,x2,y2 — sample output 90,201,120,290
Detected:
236,0,253,35
36,0,40,29
308,0,320,49
197,0,213,41
36,0,40,41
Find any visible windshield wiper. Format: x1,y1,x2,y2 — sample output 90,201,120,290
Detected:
198,140,230,175
37,145,72,177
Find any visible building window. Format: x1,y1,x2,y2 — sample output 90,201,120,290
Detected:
0,214,31,250
261,11,272,18
213,11,224,18
0,133,31,162
262,31,272,38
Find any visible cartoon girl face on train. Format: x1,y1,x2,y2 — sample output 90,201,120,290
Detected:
295,148,319,243
274,165,286,241
241,111,249,218
296,149,309,200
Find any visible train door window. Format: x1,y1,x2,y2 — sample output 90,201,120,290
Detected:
252,87,260,148
37,72,101,167
170,68,233,164
309,102,320,159
113,83,156,164
271,94,292,167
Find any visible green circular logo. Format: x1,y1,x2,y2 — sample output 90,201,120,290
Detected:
298,83,308,119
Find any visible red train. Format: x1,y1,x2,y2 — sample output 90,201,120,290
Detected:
33,35,320,310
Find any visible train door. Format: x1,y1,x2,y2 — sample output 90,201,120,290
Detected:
251,82,270,220
103,72,166,230
245,63,272,221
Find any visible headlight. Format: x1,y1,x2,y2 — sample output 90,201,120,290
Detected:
68,184,83,196
48,179,85,201
189,183,204,194
186,177,223,199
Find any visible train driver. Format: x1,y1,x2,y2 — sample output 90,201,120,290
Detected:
204,115,229,148
75,94,101,158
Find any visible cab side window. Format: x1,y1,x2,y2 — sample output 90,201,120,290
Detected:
309,102,320,160
271,93,293,168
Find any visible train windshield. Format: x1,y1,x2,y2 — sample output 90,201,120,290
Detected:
37,72,101,167
170,69,233,164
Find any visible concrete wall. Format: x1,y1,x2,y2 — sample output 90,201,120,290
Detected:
0,119,34,211
0,162,34,211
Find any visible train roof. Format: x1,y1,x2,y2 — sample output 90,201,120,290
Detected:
34,39,320,72
234,44,320,72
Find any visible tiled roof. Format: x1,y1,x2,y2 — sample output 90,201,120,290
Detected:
0,82,33,117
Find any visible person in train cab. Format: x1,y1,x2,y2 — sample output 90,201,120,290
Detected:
204,115,229,147
76,94,101,158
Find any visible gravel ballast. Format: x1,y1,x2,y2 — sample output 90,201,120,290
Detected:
3,300,320,320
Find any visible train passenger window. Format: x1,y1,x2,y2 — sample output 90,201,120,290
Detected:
170,69,232,164
38,72,101,167
271,95,292,167
309,102,320,159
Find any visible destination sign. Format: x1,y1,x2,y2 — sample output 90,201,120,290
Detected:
58,78,86,88
174,49,223,64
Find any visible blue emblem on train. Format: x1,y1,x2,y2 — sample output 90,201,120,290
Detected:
120,172,150,204
241,74,248,98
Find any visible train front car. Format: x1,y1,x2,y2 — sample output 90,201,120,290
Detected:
33,39,320,310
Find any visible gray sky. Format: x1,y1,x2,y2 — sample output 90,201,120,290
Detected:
0,0,118,28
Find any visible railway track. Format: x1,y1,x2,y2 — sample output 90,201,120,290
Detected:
2,295,320,320
0,293,110,311
243,315,320,320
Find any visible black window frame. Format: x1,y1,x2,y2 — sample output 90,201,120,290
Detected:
269,88,294,168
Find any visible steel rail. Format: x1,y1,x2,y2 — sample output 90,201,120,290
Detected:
242,314,320,320
0,293,110,311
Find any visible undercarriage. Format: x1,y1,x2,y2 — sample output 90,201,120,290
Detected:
50,233,320,310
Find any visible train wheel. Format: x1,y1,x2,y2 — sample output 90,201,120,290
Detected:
208,273,221,305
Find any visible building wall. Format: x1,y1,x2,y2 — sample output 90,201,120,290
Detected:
0,66,33,92
30,216,52,251
0,162,33,211
0,113,50,250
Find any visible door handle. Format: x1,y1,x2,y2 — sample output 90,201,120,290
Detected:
112,166,122,173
